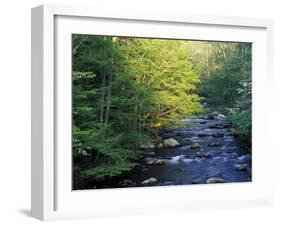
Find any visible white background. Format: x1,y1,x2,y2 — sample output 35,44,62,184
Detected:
0,0,280,225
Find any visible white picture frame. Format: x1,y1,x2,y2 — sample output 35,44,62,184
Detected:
31,4,274,221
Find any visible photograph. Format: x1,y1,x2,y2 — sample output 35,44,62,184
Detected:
72,34,252,190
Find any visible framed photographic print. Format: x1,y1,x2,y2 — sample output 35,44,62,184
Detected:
31,4,274,221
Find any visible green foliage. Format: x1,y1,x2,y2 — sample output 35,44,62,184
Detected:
193,42,251,109
119,39,203,129
226,79,252,142
228,110,251,140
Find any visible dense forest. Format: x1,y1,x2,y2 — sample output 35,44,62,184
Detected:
72,35,252,189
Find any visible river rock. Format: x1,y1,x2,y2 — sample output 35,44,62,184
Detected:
208,111,219,120
235,164,248,171
209,124,225,129
163,138,180,148
141,177,157,185
145,159,165,165
191,143,201,149
217,114,225,120
154,159,165,165
190,137,200,142
208,142,222,147
208,112,225,120
203,152,211,158
196,151,211,158
206,177,225,184
140,143,155,150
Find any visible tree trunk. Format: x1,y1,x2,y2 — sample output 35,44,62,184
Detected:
219,43,227,59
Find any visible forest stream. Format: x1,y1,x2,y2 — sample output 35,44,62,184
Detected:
73,35,252,190
91,115,252,188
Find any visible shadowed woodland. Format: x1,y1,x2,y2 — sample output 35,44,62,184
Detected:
72,35,252,189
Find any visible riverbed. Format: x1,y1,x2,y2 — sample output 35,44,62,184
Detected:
90,116,252,188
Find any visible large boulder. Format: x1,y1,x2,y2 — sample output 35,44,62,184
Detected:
162,138,180,148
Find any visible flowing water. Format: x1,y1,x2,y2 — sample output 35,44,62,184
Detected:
91,116,252,188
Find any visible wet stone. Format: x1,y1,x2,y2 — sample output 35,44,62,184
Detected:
145,159,165,166
141,177,158,185
235,164,248,171
206,177,225,184
208,124,225,129
191,143,201,149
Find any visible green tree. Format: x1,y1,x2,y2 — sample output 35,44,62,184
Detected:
119,38,203,131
